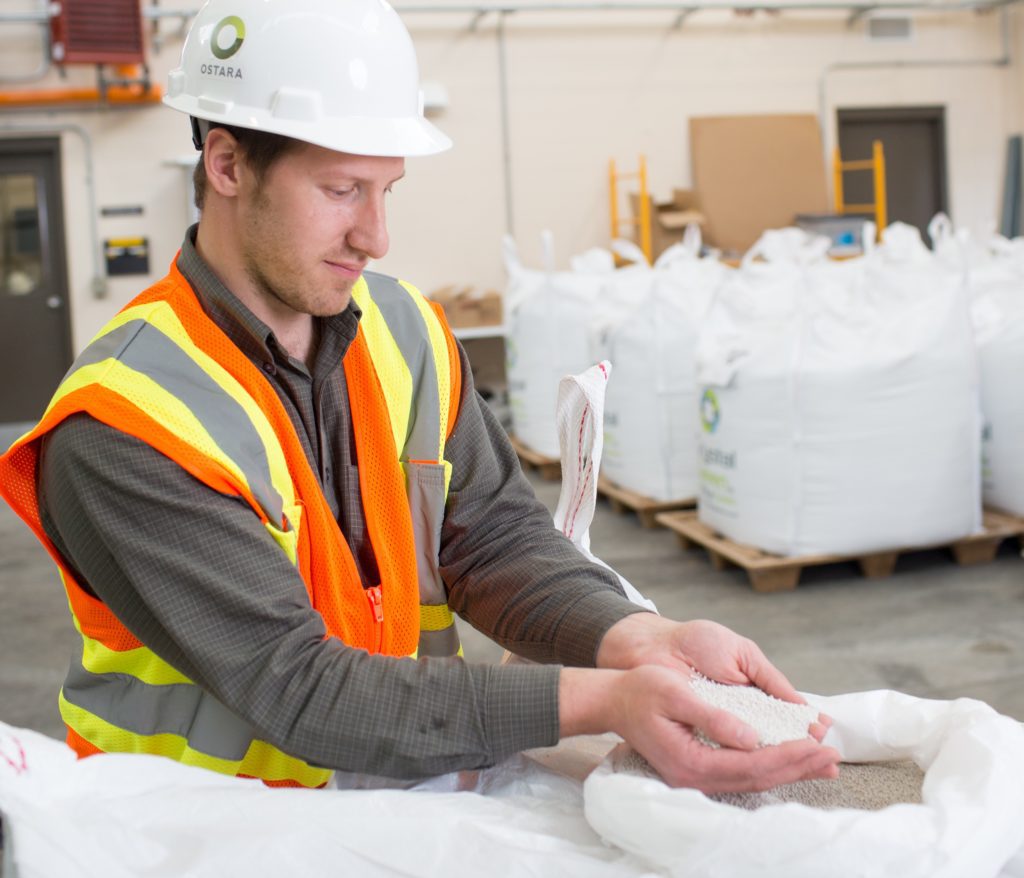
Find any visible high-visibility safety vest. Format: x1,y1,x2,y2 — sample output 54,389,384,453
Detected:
0,261,463,788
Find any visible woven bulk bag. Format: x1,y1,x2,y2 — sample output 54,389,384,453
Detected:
503,235,649,458
931,217,1024,517
695,224,981,557
970,239,1024,516
600,228,728,502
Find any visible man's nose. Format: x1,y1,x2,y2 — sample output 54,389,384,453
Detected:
349,192,390,260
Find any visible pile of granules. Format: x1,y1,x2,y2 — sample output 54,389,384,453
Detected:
617,750,925,811
712,761,925,810
689,673,819,747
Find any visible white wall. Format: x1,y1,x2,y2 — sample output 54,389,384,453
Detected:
0,0,1020,350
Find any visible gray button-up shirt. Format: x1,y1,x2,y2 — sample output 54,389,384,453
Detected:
37,227,642,779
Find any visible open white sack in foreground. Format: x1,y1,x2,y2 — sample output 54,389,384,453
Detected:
4,689,1024,878
584,690,1024,878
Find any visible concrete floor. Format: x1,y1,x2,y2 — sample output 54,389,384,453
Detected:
1,421,1023,744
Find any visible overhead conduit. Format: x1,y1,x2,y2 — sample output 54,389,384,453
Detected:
0,0,159,106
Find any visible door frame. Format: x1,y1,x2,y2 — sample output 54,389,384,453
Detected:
0,136,74,379
836,106,950,221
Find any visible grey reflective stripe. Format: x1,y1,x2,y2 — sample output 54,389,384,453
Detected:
418,626,461,658
63,318,147,377
363,272,443,462
69,318,285,528
62,642,255,762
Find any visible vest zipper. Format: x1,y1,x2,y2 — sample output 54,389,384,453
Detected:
366,585,384,653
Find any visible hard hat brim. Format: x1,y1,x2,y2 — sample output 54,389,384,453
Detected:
164,94,452,158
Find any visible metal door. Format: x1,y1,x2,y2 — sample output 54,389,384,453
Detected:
837,107,949,243
0,138,73,423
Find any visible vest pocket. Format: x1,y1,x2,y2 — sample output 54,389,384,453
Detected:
404,461,461,658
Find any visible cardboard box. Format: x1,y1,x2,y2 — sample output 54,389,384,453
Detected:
690,114,830,257
428,285,503,329
628,189,706,260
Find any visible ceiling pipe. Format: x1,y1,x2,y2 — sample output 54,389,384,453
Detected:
2,0,1020,25
0,84,164,109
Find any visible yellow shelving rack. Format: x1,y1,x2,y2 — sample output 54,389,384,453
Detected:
608,155,652,264
833,139,888,236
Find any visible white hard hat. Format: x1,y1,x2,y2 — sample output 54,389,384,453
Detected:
164,0,451,157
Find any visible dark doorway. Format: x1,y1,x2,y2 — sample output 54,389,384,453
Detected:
0,138,73,423
837,107,948,243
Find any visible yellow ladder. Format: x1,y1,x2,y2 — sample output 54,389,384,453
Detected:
833,139,888,235
608,155,652,263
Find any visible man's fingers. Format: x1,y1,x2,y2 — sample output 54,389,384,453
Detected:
674,739,842,794
808,714,834,742
740,647,804,705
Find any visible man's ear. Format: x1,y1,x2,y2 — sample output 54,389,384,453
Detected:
204,127,243,198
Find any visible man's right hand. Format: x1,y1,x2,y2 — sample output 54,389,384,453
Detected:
558,665,841,793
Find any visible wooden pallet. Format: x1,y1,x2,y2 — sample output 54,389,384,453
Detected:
596,475,696,529
654,509,1024,593
986,507,1024,549
509,435,561,481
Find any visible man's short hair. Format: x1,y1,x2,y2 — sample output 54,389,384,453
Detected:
192,125,298,211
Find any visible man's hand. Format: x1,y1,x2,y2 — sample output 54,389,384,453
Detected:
597,613,821,720
558,613,840,791
559,664,841,793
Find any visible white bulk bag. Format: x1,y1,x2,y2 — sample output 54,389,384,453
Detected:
931,217,1024,517
503,235,651,457
695,224,981,557
601,227,728,502
973,239,1024,516
583,689,1024,878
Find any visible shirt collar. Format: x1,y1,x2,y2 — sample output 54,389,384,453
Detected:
175,224,362,369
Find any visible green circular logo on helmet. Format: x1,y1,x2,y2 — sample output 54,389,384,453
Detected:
700,389,721,434
211,15,245,60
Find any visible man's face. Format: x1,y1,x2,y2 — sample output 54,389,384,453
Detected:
238,141,405,317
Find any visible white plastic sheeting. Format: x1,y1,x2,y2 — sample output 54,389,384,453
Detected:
694,224,982,556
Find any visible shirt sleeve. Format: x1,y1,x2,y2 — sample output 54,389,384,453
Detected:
39,413,561,780
440,345,649,667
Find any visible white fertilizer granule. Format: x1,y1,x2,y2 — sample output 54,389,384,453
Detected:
688,673,819,747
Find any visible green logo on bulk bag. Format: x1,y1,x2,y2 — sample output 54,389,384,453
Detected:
700,389,720,434
211,15,246,60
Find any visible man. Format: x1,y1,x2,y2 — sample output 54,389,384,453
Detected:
0,0,839,791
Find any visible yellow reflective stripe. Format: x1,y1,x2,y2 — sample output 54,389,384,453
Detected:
50,359,263,513
352,279,412,455
60,692,332,787
76,629,191,686
265,502,301,566
60,691,243,774
398,280,452,461
419,603,455,632
99,302,296,521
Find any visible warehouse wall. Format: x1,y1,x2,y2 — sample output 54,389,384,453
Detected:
0,0,1021,351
